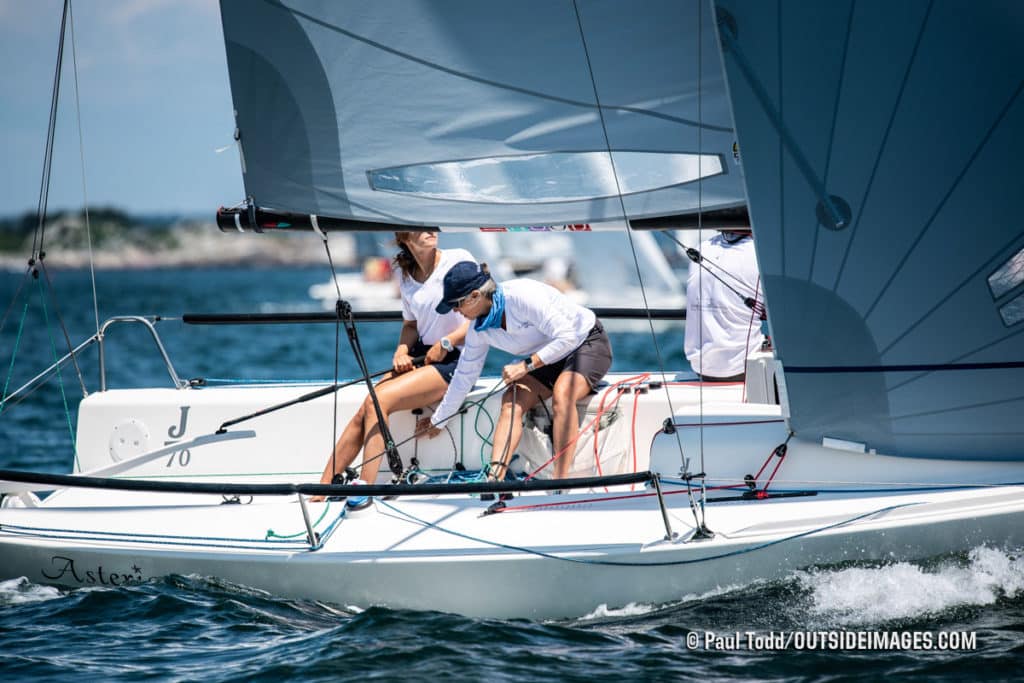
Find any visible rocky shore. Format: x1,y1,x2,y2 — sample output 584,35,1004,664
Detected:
0,212,356,271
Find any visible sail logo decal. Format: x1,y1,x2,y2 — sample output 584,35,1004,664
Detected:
41,555,145,586
479,224,591,232
987,246,1024,326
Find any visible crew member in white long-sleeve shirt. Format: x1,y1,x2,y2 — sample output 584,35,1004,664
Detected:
684,228,765,381
419,261,613,481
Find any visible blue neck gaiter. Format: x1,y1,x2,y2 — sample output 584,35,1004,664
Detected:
474,284,505,332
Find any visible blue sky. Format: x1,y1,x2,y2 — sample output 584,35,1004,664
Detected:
0,0,244,217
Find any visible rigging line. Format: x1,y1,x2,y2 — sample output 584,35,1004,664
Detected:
38,262,88,398
34,0,70,260
0,375,82,419
831,0,934,294
809,0,856,283
377,499,919,568
355,377,513,476
694,0,707,531
568,0,689,486
880,227,1024,361
696,251,759,298
660,231,761,302
260,0,733,134
0,303,30,410
35,276,78,465
0,266,33,336
315,224,345,482
866,79,1024,327
68,0,99,338
310,230,401,479
657,230,745,295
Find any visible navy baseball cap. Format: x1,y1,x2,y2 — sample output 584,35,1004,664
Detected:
435,261,490,313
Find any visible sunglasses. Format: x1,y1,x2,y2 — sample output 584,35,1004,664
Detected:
451,291,475,311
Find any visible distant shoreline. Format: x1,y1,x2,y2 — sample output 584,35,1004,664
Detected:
0,210,355,271
0,258,333,273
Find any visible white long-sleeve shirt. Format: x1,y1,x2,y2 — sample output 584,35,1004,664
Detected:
684,234,765,378
431,279,596,426
398,248,475,346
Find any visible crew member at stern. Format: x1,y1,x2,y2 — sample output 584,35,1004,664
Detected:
684,228,765,382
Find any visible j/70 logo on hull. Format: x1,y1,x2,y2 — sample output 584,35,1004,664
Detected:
41,555,144,586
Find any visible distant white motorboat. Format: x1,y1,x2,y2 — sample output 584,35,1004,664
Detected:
3,0,1023,620
307,268,402,312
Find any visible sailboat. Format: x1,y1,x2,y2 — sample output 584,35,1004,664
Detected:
2,0,1023,620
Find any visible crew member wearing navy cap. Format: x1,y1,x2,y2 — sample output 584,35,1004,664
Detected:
419,261,613,481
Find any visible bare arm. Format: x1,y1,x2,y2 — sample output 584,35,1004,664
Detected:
393,320,419,372
426,318,471,365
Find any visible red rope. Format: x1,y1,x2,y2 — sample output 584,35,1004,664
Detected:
525,373,649,481
749,443,788,498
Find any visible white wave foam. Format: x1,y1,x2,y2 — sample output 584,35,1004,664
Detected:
799,546,1024,626
578,582,752,623
580,601,657,621
0,577,63,605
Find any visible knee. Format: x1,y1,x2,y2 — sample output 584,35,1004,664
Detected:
362,393,394,418
500,397,520,419
552,390,575,414
501,393,529,419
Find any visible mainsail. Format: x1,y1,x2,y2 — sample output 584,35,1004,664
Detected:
218,0,744,229
716,0,1024,459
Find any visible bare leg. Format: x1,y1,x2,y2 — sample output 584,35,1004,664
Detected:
316,371,396,488
488,376,547,481
358,366,450,483
317,402,368,485
551,371,593,480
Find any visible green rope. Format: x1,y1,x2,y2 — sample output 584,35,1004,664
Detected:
470,399,495,468
265,500,333,539
0,302,30,410
459,411,466,469
37,276,78,468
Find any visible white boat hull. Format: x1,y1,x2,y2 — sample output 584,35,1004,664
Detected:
3,367,1024,619
3,482,1023,619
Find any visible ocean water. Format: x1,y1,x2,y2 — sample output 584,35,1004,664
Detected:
2,266,1023,681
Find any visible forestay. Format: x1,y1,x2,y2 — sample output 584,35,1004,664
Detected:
218,0,744,228
716,0,1024,459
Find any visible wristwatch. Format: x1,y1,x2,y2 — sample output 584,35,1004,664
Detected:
523,358,535,372
440,337,453,352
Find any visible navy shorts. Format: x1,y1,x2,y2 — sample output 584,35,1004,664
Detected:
409,340,461,384
528,320,612,392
